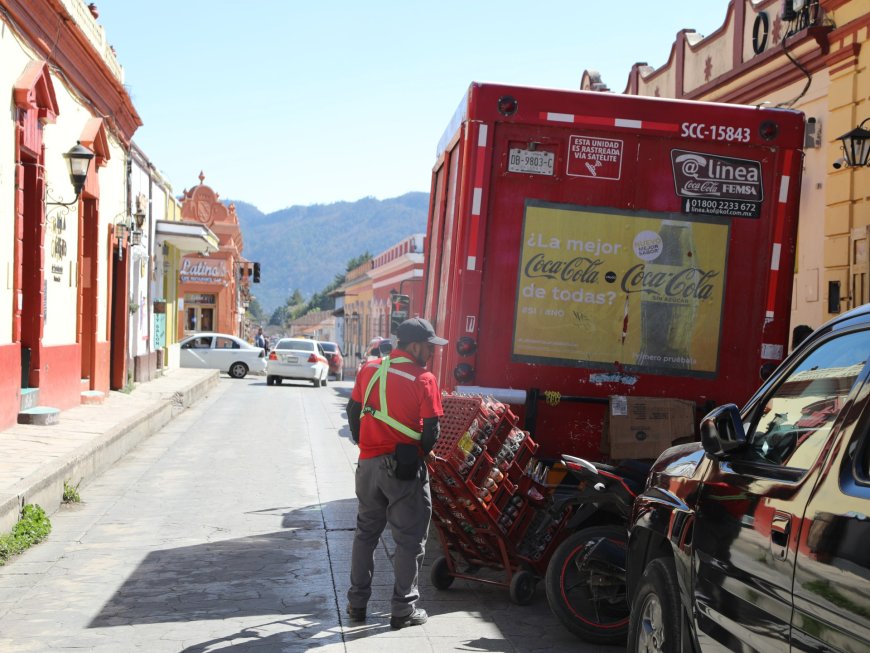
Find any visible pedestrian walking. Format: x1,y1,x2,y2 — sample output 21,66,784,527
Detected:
255,327,266,349
345,318,447,629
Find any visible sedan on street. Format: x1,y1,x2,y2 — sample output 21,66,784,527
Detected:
266,338,329,387
179,332,266,379
320,341,344,381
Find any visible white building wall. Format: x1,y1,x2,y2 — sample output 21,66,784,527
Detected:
0,29,28,345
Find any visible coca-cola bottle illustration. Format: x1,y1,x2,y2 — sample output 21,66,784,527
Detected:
638,220,697,370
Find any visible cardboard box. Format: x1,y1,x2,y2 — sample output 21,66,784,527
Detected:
607,396,697,460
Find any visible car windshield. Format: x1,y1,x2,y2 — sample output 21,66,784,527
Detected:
276,339,314,351
321,342,337,353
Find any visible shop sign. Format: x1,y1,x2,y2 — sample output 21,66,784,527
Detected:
179,257,228,284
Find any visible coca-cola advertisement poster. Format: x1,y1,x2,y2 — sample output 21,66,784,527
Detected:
671,149,763,218
513,200,729,376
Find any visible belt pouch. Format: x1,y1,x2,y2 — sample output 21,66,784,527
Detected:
393,443,420,480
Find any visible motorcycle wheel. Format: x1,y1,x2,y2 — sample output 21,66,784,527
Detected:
544,524,629,645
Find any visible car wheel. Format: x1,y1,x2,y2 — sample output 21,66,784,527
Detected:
544,524,629,644
229,362,248,379
627,557,681,653
312,377,319,387
275,377,282,385
266,376,275,386
321,374,328,387
337,369,343,382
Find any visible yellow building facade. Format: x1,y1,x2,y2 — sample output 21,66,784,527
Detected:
598,0,870,332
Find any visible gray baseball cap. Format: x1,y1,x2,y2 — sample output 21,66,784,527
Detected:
397,318,448,345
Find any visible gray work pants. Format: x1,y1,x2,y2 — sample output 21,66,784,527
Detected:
347,454,432,618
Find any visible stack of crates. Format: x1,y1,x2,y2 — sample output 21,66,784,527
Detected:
428,394,571,575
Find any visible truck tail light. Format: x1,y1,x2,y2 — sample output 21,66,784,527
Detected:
759,120,778,141
497,95,518,117
456,336,477,356
268,351,278,361
453,363,475,384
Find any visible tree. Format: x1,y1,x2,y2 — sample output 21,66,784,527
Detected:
246,297,265,322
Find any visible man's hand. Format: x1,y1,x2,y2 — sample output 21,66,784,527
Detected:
347,398,362,444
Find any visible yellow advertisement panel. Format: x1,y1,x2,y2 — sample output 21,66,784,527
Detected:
513,201,729,375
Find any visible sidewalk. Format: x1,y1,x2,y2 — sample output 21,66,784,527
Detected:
0,367,219,533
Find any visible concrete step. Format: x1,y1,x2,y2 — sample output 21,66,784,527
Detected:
80,390,105,405
18,406,61,426
19,387,39,412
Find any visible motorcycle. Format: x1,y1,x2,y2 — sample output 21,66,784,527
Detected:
544,454,650,645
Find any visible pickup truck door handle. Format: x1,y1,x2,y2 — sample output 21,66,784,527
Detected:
770,511,792,560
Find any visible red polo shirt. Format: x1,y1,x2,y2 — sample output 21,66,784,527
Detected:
351,348,443,460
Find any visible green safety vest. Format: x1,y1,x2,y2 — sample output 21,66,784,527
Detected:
361,356,422,441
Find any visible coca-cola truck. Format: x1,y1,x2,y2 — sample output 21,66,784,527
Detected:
423,82,805,460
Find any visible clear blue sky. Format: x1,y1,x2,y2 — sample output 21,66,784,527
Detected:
97,1,728,214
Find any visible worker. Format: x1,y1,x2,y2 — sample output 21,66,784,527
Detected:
345,317,447,629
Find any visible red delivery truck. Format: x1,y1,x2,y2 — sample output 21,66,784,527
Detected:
423,82,805,461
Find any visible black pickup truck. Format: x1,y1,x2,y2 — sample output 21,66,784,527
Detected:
627,304,870,653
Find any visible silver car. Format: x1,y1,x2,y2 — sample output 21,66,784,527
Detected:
266,338,329,387
179,332,266,379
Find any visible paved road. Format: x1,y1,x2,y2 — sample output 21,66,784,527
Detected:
0,376,619,652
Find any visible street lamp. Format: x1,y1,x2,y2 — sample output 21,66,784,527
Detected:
47,142,95,206
834,118,870,169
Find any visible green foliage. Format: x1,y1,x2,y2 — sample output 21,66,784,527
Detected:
0,504,51,566
63,479,82,503
246,297,265,322
269,305,288,326
346,252,372,272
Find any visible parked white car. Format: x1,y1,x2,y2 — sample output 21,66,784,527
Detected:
266,338,329,387
179,332,266,379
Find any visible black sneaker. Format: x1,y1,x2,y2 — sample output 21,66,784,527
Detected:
390,608,427,629
346,605,366,623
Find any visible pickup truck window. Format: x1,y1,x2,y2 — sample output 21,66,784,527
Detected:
748,330,870,469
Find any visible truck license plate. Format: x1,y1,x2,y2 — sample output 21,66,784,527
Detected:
508,148,554,175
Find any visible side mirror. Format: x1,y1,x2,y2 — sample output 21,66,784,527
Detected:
700,404,746,458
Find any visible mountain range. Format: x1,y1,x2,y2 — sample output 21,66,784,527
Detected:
229,192,429,312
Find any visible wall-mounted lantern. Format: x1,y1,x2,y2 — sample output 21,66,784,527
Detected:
47,142,95,206
834,118,870,169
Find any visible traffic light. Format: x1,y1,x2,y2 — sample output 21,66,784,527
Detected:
389,294,410,334
253,262,261,283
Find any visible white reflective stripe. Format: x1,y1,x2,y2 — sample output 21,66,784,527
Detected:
547,112,574,122
387,367,417,382
770,243,782,271
472,187,483,215
478,124,488,147
615,118,643,129
779,175,790,203
467,255,476,270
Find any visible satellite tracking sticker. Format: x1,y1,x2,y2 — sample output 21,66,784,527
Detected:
567,135,623,180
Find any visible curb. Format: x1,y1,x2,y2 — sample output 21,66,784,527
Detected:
0,370,219,534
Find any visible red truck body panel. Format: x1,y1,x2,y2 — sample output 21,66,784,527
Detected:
424,83,805,460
